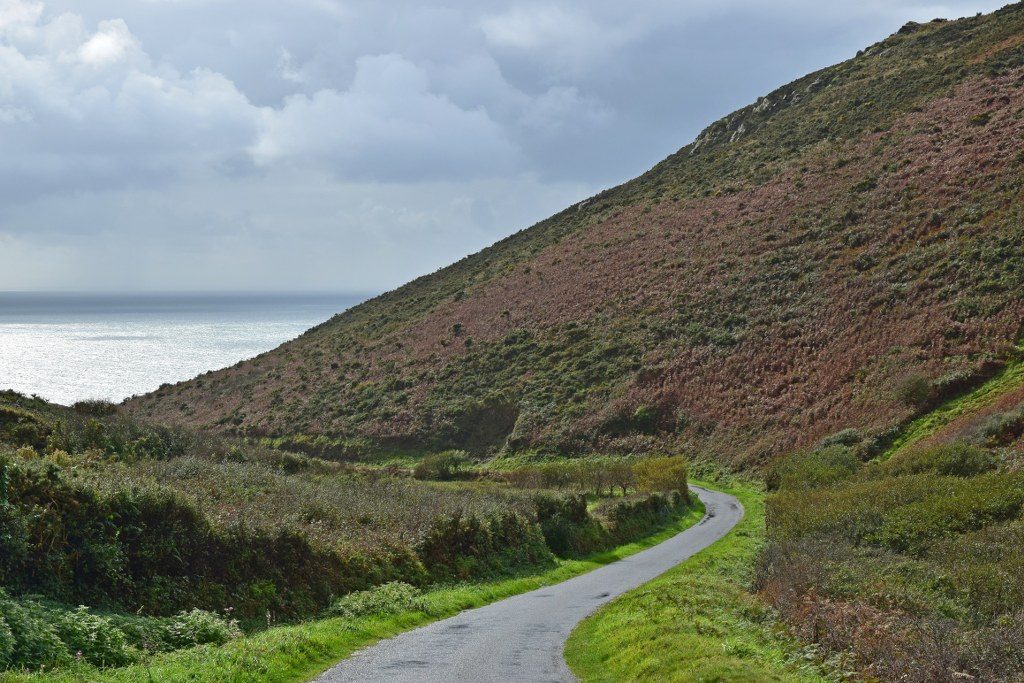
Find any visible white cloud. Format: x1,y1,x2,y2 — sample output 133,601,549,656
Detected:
481,4,636,77
78,18,136,65
252,54,520,181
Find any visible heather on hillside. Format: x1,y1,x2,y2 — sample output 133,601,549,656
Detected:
127,6,1024,468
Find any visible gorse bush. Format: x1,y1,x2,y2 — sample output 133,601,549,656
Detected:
534,495,606,557
633,457,688,496
326,582,423,619
0,407,51,452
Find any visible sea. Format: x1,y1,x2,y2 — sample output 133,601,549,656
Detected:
0,292,369,405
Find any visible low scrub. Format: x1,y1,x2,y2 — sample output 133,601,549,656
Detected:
761,437,1024,681
326,582,424,619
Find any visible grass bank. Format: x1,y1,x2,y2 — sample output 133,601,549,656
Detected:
565,482,829,682
2,503,705,683
882,357,1024,459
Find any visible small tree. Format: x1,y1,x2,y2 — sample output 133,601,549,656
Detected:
634,456,688,497
609,461,635,496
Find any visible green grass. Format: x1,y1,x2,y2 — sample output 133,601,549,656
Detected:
2,503,705,683
882,357,1024,460
564,482,830,682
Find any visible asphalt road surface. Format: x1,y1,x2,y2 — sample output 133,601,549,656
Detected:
314,485,743,683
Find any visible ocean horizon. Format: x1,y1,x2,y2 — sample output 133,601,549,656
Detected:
0,291,371,405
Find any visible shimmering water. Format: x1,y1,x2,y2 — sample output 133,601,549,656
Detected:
0,292,368,405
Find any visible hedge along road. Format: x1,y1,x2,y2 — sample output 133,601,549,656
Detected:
313,486,744,683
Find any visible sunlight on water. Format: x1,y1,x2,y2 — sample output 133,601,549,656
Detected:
0,292,367,405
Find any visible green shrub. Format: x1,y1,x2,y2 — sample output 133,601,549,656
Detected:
766,445,860,491
0,406,51,451
0,614,13,668
633,456,688,496
534,494,607,557
880,442,997,478
54,606,136,667
870,474,1024,554
970,406,1024,447
162,609,240,649
413,451,469,481
416,510,553,581
0,591,71,670
327,582,423,619
604,493,680,542
895,373,934,409
819,428,863,448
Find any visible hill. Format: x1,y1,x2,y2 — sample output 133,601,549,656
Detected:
127,4,1024,467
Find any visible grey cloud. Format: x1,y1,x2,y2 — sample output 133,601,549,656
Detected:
0,0,1009,291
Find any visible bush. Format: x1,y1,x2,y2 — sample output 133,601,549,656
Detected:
969,406,1024,447
162,609,240,649
0,591,71,670
54,606,136,667
327,582,423,619
880,442,997,478
534,495,607,557
634,456,689,498
766,446,861,491
413,451,469,481
0,407,51,451
895,374,934,410
416,510,553,581
0,615,13,668
819,428,864,448
870,474,1024,554
604,493,680,542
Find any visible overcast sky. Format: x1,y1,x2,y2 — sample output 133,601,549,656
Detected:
0,0,1009,292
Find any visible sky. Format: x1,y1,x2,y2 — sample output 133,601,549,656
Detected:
0,0,1010,293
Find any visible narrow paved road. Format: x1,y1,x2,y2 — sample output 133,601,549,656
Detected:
314,486,743,683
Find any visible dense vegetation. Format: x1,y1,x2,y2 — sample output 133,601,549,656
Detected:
0,391,692,674
758,357,1024,681
130,4,1024,469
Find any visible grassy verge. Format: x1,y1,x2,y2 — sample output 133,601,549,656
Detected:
564,482,830,682
882,357,1024,459
3,504,705,683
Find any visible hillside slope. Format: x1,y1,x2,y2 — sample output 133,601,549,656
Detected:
759,355,1024,681
128,4,1024,466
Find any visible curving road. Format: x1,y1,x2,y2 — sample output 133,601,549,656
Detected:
314,486,743,683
